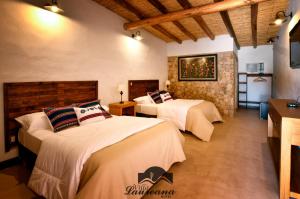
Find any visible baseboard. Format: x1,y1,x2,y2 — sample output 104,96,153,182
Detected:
0,157,21,170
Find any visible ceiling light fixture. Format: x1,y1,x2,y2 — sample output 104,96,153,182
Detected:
44,0,64,13
132,31,143,41
270,11,292,26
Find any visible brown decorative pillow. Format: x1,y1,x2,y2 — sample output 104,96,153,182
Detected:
148,90,163,104
44,106,79,132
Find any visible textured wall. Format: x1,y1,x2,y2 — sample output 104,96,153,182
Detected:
168,51,236,117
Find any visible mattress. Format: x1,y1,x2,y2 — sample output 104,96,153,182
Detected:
18,128,53,154
135,103,158,115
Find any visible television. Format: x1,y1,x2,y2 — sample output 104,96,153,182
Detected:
290,19,300,68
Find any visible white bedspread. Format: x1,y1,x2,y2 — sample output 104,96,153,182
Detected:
28,116,163,199
157,99,203,130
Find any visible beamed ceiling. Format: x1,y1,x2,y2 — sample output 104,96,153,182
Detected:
94,0,288,48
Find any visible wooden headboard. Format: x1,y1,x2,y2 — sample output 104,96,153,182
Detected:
128,80,159,101
3,81,98,152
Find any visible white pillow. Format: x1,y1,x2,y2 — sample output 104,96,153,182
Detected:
133,95,152,104
101,105,109,112
146,93,156,104
74,105,111,126
160,92,173,102
15,112,52,133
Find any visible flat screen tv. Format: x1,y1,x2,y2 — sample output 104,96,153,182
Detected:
290,19,300,68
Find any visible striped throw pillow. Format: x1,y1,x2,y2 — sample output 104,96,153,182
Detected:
77,100,101,108
148,90,163,104
160,92,173,102
74,105,112,126
44,107,79,132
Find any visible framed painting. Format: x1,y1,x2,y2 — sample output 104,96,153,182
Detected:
178,54,218,81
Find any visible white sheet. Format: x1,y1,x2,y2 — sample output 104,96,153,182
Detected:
135,103,158,115
157,99,204,130
18,128,53,154
28,116,163,199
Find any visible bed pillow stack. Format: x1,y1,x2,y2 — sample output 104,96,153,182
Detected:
42,100,112,132
74,104,112,126
148,90,172,104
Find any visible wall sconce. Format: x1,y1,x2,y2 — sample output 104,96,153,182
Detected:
44,0,64,13
132,31,143,41
165,80,171,91
270,11,292,26
267,36,279,44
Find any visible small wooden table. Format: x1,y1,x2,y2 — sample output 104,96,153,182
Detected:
109,101,137,116
268,99,300,199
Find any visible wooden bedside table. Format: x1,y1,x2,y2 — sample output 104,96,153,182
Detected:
109,101,137,116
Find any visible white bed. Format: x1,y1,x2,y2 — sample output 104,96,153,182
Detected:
135,99,223,141
135,103,158,116
19,116,186,199
18,128,52,154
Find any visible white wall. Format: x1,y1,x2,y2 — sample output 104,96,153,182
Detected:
274,0,300,99
167,34,234,56
0,0,167,161
237,45,273,106
238,45,273,73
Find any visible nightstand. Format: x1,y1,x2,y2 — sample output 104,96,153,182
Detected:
109,101,137,116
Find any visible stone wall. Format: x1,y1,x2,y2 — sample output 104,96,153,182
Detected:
168,51,236,117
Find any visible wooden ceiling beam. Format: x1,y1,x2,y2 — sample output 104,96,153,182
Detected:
172,21,197,41
176,0,214,40
124,0,269,31
251,4,258,48
152,25,182,43
214,0,240,49
113,0,182,43
147,0,197,41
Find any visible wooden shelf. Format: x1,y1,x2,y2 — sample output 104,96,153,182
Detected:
238,100,260,104
247,73,273,77
238,72,272,109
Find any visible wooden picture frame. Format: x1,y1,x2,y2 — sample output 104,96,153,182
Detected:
178,54,218,81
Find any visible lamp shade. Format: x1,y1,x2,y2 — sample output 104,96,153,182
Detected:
118,84,125,92
165,80,171,86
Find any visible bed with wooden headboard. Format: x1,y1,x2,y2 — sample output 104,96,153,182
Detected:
128,80,159,118
3,81,98,152
128,80,159,101
3,80,186,199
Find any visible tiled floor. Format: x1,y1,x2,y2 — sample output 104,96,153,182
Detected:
0,109,278,199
